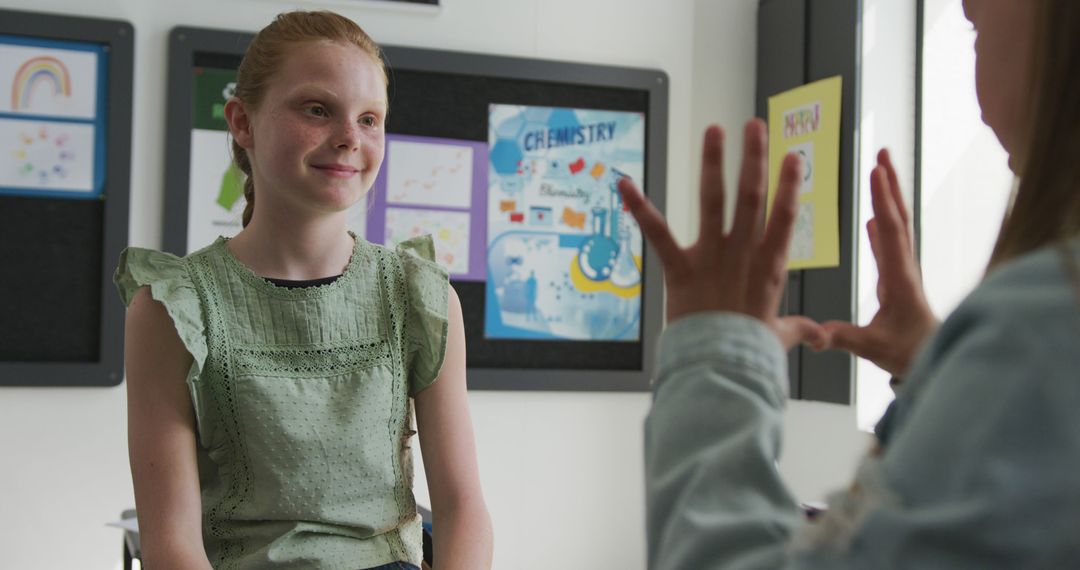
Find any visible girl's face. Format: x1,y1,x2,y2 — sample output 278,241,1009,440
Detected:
963,0,1036,170
233,40,387,219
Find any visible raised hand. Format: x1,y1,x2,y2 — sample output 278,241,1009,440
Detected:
822,149,938,377
618,119,826,351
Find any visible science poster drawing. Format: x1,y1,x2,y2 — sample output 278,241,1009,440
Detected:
485,104,645,342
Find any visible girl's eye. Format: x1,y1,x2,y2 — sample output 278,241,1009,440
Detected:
305,105,328,117
360,115,378,127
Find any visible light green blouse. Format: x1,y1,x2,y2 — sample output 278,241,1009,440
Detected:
115,234,449,569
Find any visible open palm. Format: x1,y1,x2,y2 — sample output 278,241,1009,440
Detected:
618,119,825,351
822,149,937,377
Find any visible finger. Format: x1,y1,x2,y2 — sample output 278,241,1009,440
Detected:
877,149,908,227
761,152,802,269
777,316,828,352
753,152,801,315
877,149,913,251
729,120,769,245
866,218,889,302
698,125,726,241
618,178,687,275
867,218,881,262
866,218,886,284
869,166,912,283
736,119,769,234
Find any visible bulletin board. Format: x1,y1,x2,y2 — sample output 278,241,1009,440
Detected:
163,26,667,391
0,9,133,387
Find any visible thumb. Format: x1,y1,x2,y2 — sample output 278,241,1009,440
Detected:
776,316,828,351
822,320,875,358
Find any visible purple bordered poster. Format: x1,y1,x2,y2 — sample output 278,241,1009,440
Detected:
366,133,489,281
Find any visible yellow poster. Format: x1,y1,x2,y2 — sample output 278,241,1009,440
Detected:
767,75,842,269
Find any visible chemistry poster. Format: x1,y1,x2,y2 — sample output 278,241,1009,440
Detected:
0,36,103,198
767,75,842,269
485,104,645,342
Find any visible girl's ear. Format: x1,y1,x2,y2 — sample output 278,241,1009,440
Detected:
224,98,254,149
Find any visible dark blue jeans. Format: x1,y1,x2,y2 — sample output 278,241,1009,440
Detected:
365,563,420,570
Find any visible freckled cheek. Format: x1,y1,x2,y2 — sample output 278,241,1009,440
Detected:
262,118,317,154
364,133,386,171
291,126,325,150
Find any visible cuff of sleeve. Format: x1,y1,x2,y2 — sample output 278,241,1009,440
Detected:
655,312,789,400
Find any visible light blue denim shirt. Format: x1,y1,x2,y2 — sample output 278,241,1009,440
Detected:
645,238,1080,569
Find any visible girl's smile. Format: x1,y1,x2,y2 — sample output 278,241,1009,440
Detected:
310,162,361,178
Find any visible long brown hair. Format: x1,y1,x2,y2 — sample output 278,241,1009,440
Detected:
231,11,387,227
987,1,1080,271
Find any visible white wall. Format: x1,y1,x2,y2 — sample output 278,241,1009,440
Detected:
0,0,868,568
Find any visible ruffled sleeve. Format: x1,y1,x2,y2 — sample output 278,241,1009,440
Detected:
395,236,450,396
114,247,208,392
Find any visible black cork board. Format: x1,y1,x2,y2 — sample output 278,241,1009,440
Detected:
0,9,133,387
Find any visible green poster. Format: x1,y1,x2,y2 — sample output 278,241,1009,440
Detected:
217,162,244,211
193,67,236,132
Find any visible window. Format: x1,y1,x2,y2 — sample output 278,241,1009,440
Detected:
855,0,1013,430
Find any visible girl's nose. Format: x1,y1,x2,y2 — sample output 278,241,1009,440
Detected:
335,120,362,150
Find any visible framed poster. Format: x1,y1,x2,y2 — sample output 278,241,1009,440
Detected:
483,105,644,343
0,9,134,387
163,27,667,391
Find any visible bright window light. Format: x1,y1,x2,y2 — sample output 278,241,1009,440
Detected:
855,0,1013,431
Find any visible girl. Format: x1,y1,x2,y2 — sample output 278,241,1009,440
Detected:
623,0,1080,567
116,11,492,570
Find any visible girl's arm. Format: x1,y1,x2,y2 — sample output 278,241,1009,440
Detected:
414,286,493,570
125,286,213,569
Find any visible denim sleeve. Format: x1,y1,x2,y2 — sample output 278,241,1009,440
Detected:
644,312,801,570
797,314,1080,569
645,304,1080,569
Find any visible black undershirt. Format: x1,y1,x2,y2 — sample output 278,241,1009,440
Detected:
263,275,342,289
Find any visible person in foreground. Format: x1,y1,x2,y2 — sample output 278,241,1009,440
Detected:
620,0,1080,567
115,11,492,570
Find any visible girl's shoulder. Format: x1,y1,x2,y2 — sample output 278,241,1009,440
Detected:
386,234,448,294
960,236,1080,327
113,238,229,306
113,243,212,375
903,237,1080,399
361,234,440,267
362,234,448,290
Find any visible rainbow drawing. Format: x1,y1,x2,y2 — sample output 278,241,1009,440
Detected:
11,56,72,111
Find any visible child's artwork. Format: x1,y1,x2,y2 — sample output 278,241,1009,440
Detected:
0,37,103,198
367,134,488,281
484,104,645,342
384,207,471,275
0,42,98,118
767,75,842,269
0,118,94,191
386,139,473,209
